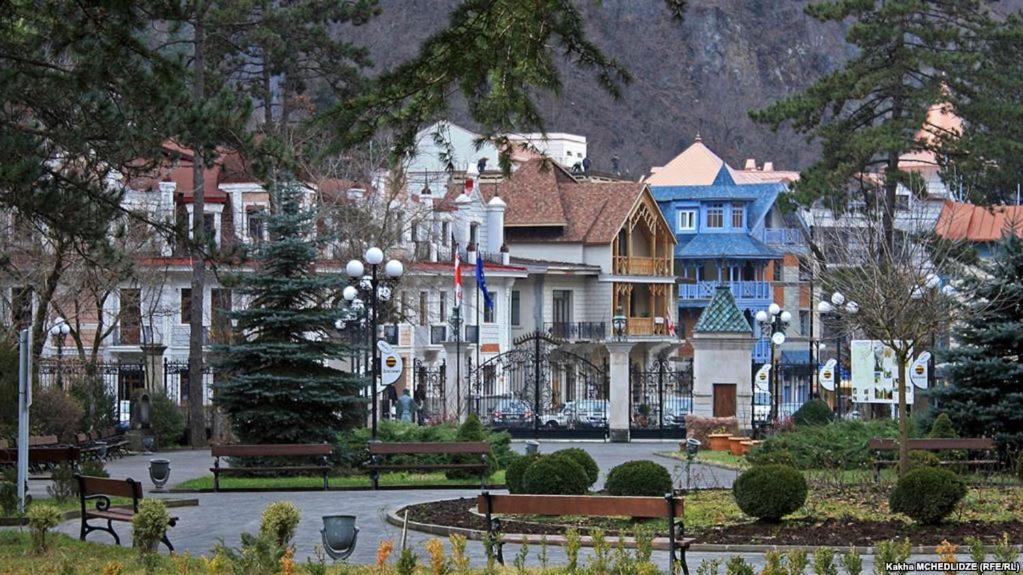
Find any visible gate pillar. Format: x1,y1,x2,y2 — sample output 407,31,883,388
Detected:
442,341,468,423
606,341,635,443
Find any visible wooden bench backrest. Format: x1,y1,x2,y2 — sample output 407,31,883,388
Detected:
0,447,80,463
29,435,58,447
477,494,681,519
211,444,333,457
869,437,995,451
102,428,120,439
369,442,490,455
77,475,142,499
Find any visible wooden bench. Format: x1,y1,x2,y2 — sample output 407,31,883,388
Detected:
210,444,333,491
28,435,59,447
76,475,177,550
478,492,691,575
99,428,129,458
367,442,490,490
0,446,80,473
869,437,999,483
76,433,108,460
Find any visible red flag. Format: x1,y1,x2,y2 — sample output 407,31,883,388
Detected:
454,246,463,309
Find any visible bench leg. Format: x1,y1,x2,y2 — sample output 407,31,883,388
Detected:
323,469,329,491
81,518,120,546
213,470,219,492
161,533,174,552
371,470,379,490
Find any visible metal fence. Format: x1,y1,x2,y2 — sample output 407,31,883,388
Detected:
629,358,694,439
36,358,140,424
162,359,214,407
752,362,816,424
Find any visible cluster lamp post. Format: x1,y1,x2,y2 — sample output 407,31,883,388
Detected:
755,303,790,425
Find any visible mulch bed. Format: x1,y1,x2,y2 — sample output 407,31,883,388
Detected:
402,498,1023,546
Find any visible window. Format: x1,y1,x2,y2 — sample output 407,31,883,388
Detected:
798,256,812,281
799,310,810,336
469,222,480,249
202,213,215,240
510,290,521,326
247,209,265,243
211,289,232,343
439,291,448,323
552,290,572,324
419,291,428,326
731,204,744,229
180,288,192,324
119,289,141,345
484,291,497,323
772,260,782,282
706,204,725,228
677,209,696,231
441,221,450,242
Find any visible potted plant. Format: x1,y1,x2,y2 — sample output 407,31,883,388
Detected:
707,428,731,451
636,404,651,428
728,435,748,455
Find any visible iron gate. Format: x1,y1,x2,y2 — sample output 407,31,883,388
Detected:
412,359,446,425
36,359,140,424
468,332,608,438
629,358,693,439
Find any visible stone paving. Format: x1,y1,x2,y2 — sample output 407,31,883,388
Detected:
39,440,934,572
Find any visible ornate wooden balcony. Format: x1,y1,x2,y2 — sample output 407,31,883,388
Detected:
613,255,672,276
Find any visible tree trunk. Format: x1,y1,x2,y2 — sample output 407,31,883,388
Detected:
188,3,209,448
896,349,909,476
30,240,66,369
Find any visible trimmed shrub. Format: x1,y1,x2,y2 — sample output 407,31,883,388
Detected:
908,450,941,470
604,460,673,497
336,419,513,473
260,501,301,547
27,503,62,553
748,419,899,470
505,453,540,494
928,413,959,439
745,448,796,468
446,414,491,480
521,454,588,495
47,463,76,502
150,392,185,448
791,399,833,427
733,464,807,522
30,386,83,443
889,467,966,525
552,448,599,487
132,499,170,553
68,375,117,433
80,458,109,479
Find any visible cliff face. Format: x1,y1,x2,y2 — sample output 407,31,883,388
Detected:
345,1,1005,177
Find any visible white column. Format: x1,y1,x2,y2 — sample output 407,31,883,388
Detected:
606,341,635,443
442,341,469,423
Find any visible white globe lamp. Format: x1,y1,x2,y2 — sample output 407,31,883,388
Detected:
384,259,404,278
771,332,786,346
342,285,359,302
768,303,781,316
365,247,384,265
779,310,792,323
831,292,845,306
346,259,364,278
755,310,768,323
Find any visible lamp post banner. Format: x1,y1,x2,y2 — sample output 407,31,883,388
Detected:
850,340,915,404
378,340,404,387
819,358,837,392
754,363,771,392
910,352,930,389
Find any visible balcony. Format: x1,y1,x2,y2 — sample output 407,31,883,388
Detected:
613,255,671,276
758,227,806,251
679,281,771,302
544,322,606,341
623,317,671,337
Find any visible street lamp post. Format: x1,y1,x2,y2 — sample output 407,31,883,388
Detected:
345,248,403,440
448,306,463,419
49,321,70,389
755,303,791,425
817,292,858,419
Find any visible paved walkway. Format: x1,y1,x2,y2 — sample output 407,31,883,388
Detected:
41,440,928,572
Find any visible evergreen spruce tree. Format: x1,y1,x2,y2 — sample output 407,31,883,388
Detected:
933,232,1023,454
214,179,360,444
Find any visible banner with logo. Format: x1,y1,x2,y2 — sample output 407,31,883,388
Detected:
377,340,404,388
850,340,917,404
754,363,771,392
909,351,931,389
819,358,837,392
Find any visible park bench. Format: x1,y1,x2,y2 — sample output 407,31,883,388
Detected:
366,442,490,490
76,475,177,550
0,446,80,473
76,433,108,460
869,437,999,483
28,435,59,447
99,428,129,458
478,492,691,575
210,444,333,491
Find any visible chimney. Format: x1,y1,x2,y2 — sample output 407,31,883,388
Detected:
744,158,756,171
486,192,507,254
763,162,774,172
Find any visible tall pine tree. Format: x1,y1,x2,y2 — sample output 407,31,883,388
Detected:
214,179,360,444
933,231,1023,455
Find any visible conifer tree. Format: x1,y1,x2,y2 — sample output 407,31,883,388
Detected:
214,179,360,444
933,232,1023,455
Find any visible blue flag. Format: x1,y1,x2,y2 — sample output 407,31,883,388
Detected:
475,253,494,309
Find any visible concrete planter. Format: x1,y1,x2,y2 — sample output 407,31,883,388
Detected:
728,436,748,455
707,433,731,451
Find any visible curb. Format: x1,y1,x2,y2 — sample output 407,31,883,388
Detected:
169,484,504,494
654,451,743,472
0,497,199,527
386,504,1023,554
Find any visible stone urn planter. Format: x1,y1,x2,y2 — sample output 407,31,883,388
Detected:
728,436,748,455
707,433,731,451
321,515,359,561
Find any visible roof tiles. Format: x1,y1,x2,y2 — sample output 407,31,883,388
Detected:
693,286,753,333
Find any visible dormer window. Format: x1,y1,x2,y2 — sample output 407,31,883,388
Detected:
469,222,480,249
731,204,745,229
247,208,265,244
706,204,725,229
677,208,696,232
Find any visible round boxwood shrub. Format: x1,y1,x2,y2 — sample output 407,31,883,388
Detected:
505,453,540,494
908,450,941,470
552,448,599,487
733,464,807,522
604,460,673,497
791,399,833,427
889,467,966,525
521,455,588,495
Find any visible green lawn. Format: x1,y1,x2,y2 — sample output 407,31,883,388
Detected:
175,469,505,491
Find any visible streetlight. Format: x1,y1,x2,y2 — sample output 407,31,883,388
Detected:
449,305,464,418
817,291,858,419
612,307,627,341
49,321,70,389
346,247,404,440
755,303,789,426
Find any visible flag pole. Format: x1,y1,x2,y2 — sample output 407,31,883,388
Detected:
475,267,481,396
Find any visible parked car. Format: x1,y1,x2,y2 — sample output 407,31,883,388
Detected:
753,392,772,422
489,398,533,427
660,396,693,428
544,400,608,429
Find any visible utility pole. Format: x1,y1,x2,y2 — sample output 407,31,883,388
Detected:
17,328,31,514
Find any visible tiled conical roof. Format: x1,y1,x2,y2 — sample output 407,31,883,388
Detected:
693,286,752,333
